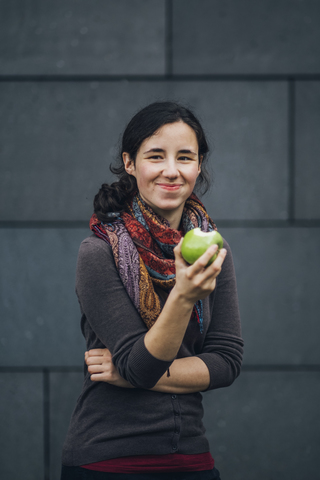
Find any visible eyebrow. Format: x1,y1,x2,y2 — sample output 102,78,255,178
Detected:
143,148,197,155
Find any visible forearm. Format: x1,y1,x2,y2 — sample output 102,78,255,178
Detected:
150,356,210,394
144,242,226,363
86,348,209,392
144,287,194,362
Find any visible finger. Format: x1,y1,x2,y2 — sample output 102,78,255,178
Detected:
202,247,227,277
174,238,191,267
173,238,183,258
90,373,105,382
190,244,219,272
87,364,105,374
210,247,227,270
87,348,108,357
86,356,104,366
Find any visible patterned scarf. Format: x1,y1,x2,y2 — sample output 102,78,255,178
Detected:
90,193,216,333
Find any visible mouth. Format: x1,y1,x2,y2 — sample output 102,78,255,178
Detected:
157,183,183,191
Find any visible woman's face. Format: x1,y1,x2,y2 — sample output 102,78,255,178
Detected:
123,121,201,229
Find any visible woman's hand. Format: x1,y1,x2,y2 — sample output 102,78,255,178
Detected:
85,349,134,388
144,240,227,362
173,238,227,305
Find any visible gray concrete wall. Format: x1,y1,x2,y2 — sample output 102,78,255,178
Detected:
0,1,319,479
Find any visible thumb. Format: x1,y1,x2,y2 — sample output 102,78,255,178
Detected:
173,238,185,263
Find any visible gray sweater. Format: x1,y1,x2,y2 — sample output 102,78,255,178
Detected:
62,234,244,466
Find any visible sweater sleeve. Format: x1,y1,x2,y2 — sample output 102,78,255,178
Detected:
76,235,173,389
195,239,244,391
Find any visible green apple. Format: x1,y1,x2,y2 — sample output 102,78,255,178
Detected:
181,228,224,265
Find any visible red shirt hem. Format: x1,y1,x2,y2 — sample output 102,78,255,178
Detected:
81,452,214,473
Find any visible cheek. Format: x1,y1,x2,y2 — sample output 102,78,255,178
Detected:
135,168,154,191
186,166,201,185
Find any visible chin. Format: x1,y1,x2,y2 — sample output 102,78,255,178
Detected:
155,198,183,209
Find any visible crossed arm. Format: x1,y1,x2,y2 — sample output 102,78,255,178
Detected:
86,349,211,393
85,240,227,394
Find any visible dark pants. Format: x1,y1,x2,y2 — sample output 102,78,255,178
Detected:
60,465,221,480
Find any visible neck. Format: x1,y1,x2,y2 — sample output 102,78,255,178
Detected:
151,204,184,230
163,211,182,230
137,193,184,230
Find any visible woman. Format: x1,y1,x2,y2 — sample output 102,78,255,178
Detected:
61,102,243,480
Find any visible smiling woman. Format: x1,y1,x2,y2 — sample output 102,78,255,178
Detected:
123,121,201,229
93,102,211,224
60,102,243,480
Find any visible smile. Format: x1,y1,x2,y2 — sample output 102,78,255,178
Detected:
157,183,183,191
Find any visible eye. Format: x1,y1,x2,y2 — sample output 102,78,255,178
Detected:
178,156,192,161
149,155,163,159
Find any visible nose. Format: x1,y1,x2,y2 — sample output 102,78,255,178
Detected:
162,157,179,178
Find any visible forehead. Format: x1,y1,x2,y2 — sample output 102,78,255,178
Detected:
141,122,198,150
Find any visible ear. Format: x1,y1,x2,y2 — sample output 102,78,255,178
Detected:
198,155,203,175
123,152,136,177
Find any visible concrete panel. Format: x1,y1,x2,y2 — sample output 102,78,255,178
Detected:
220,227,320,365
295,81,320,219
50,371,83,479
173,0,320,74
0,81,170,221
203,371,320,480
0,81,288,222
0,0,165,75
170,81,288,220
0,229,87,366
0,372,44,479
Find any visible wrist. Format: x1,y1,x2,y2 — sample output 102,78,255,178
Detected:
170,285,195,310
